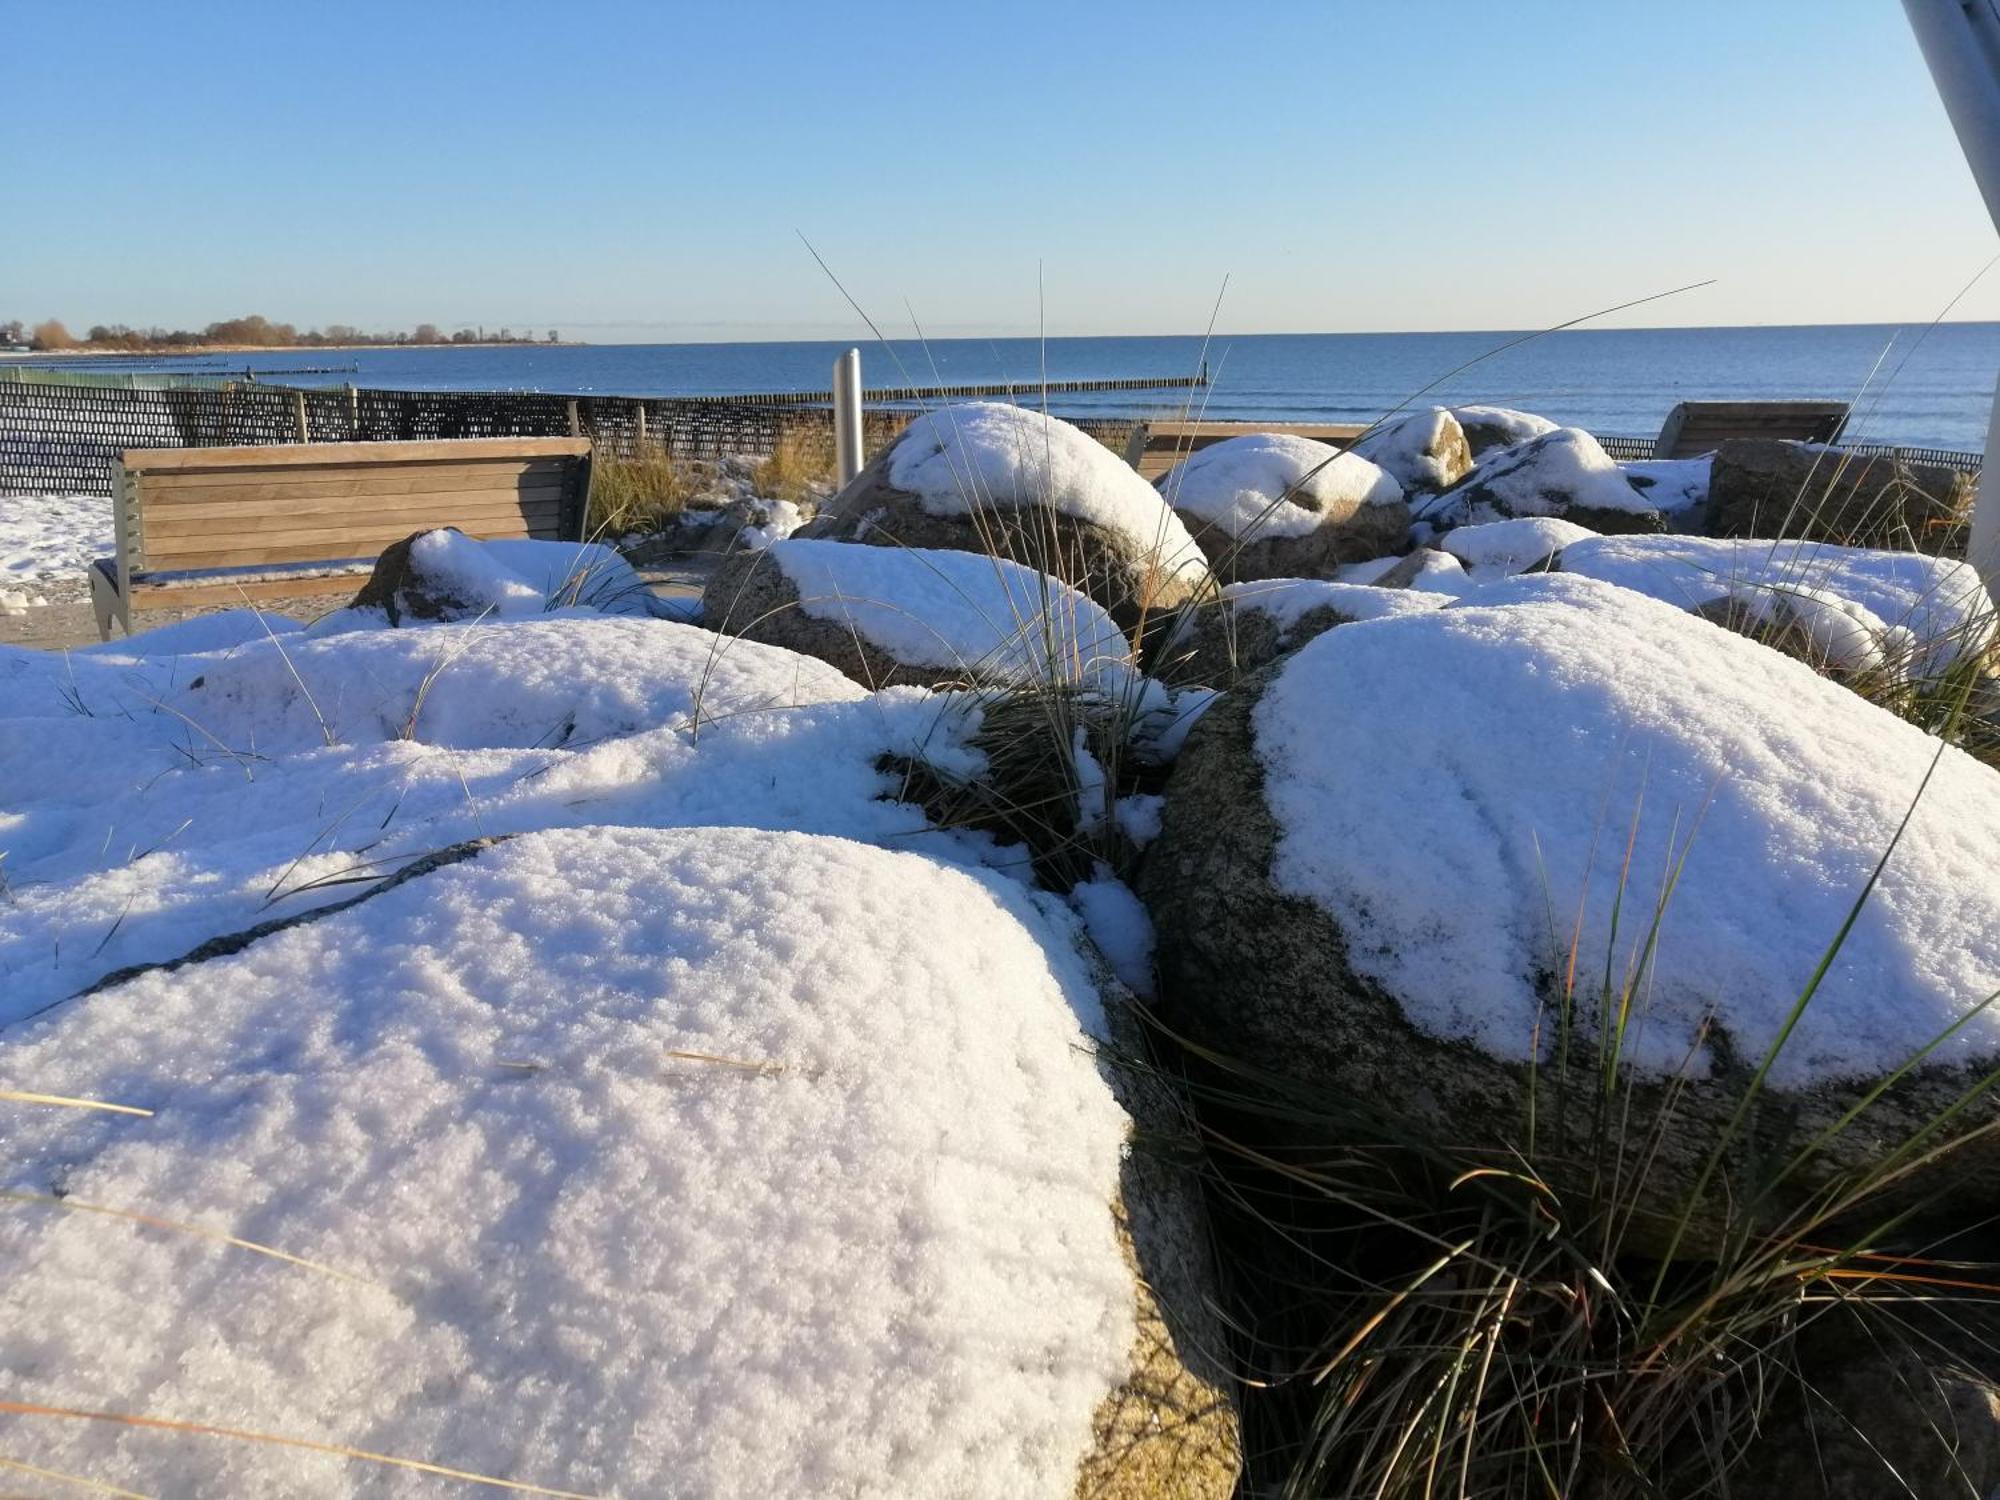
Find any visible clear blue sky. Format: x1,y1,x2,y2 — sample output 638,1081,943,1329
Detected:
4,0,1996,340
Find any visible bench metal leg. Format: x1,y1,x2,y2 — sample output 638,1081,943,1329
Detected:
87,564,127,641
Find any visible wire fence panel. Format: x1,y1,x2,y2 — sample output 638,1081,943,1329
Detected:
0,377,1975,496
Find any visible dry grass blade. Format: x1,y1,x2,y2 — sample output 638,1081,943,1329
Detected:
0,1191,377,1288
663,1048,787,1076
0,1403,600,1498
0,1451,153,1498
0,1090,153,1117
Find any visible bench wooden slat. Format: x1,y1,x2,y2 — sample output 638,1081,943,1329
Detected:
145,508,561,561
143,461,574,500
144,488,568,530
123,437,592,472
147,527,542,571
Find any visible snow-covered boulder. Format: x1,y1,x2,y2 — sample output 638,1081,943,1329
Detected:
1346,407,1472,497
1426,427,1663,534
1619,456,1712,522
1138,572,2000,1254
801,403,1212,630
1554,533,1995,680
0,824,1238,1497
1706,439,1973,547
1154,433,1408,581
1168,579,1445,686
347,528,657,626
703,538,1132,689
1449,404,1559,459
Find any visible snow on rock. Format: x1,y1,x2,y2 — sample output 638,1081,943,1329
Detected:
705,538,1132,690
1155,432,1408,580
77,607,306,657
1141,569,2000,1250
1071,866,1156,997
735,498,808,551
1449,405,1559,459
0,617,991,1012
0,824,1145,1497
1347,407,1473,496
336,530,660,629
1439,516,1597,579
1168,579,1446,687
1619,456,1712,518
1255,572,2000,1086
0,491,112,582
1219,579,1449,631
1428,427,1658,531
1556,534,1995,677
886,402,1207,579
804,403,1212,629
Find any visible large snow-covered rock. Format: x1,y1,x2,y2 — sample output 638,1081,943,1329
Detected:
0,824,1237,1497
346,529,658,626
703,538,1133,689
1346,407,1472,497
1555,533,1994,679
1168,580,1444,685
1448,404,1559,459
1706,439,1972,547
1154,433,1408,581
1138,572,2000,1253
801,403,1212,630
1427,428,1663,534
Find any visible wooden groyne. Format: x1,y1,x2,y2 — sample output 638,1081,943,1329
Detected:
684,373,1209,407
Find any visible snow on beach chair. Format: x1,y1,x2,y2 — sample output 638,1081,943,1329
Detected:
89,437,593,638
1123,419,1368,481
1651,400,1849,460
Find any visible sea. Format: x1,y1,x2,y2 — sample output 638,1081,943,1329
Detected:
11,323,2000,452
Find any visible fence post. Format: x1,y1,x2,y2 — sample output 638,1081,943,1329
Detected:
567,400,582,439
833,348,863,487
292,390,310,443
345,382,359,438
635,401,648,454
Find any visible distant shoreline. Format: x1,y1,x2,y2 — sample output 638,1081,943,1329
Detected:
11,341,587,358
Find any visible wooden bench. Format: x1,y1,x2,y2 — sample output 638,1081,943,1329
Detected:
1124,420,1366,482
1651,400,1849,460
90,437,593,638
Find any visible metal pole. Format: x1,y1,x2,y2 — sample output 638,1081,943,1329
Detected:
1904,0,2000,597
833,347,863,487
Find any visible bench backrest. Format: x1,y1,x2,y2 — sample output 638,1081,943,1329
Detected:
1127,420,1366,482
112,437,593,590
1651,401,1849,460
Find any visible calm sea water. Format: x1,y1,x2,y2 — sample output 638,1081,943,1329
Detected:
14,324,2000,450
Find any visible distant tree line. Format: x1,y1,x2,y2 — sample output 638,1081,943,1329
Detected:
0,316,562,352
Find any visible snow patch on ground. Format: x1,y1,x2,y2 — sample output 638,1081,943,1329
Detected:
1254,571,2000,1087
0,491,112,583
1159,433,1402,540
0,824,1135,1498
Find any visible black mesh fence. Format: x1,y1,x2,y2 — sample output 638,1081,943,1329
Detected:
0,380,1144,495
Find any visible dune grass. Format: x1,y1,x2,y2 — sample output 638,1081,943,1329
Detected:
585,445,702,536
